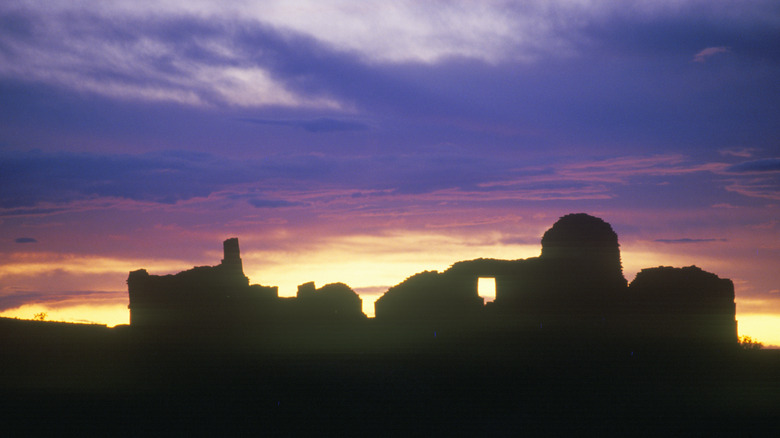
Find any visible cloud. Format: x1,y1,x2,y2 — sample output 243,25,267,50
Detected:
726,158,780,173
724,178,780,201
0,149,456,213
499,236,541,246
720,148,758,158
0,10,342,109
693,46,729,63
247,199,305,209
1,147,776,220
0,149,310,212
559,155,727,181
0,1,556,65
14,237,37,244
418,183,613,203
237,117,369,132
0,290,127,312
2,0,776,112
654,238,727,244
480,155,725,190
470,153,774,206
720,159,780,200
0,149,259,209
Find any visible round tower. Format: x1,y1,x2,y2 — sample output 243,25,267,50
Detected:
537,213,628,321
541,213,623,275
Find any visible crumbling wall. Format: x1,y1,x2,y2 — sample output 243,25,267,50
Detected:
628,266,737,345
127,238,365,328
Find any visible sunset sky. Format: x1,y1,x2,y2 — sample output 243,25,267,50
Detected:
1,1,778,345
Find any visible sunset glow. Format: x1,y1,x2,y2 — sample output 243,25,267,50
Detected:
0,303,129,328
1,1,778,346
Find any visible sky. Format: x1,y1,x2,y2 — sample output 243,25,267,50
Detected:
1,1,778,344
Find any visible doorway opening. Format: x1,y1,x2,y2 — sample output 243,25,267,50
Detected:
478,277,496,304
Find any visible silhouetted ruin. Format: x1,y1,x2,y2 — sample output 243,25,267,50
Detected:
373,270,484,322
375,213,629,325
126,213,737,346
127,238,365,328
374,213,736,345
287,281,364,322
629,265,737,345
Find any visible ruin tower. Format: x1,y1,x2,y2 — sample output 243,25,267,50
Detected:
536,213,628,319
221,237,245,276
540,213,625,283
541,214,618,259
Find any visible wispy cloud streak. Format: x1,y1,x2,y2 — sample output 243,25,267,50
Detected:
0,11,341,108
693,46,729,62
655,238,727,244
480,155,727,190
4,150,779,219
237,117,369,132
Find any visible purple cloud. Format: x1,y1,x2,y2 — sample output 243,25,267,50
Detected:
693,46,729,63
237,117,370,133
719,148,758,158
726,158,780,173
654,238,727,244
247,199,305,209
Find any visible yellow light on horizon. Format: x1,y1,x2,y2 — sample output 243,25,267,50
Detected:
0,303,130,327
738,313,780,348
478,277,496,304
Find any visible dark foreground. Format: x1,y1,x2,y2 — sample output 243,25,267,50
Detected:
1,318,778,437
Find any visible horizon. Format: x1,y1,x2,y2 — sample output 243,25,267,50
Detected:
1,2,778,347
2,223,778,348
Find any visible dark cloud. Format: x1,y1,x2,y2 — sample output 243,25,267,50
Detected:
2,146,758,216
1,206,71,217
0,148,503,211
237,117,369,132
726,158,780,173
247,199,305,208
720,148,758,158
14,237,37,244
654,238,727,244
581,6,780,62
0,149,258,209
